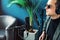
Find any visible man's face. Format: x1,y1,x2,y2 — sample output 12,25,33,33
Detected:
45,0,57,16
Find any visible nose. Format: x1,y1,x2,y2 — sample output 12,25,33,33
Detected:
45,6,48,12
45,6,47,9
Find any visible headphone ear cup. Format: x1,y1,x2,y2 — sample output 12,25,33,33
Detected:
56,7,60,14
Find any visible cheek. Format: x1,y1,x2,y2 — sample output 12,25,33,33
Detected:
47,9,55,13
46,9,55,15
52,9,56,14
46,9,52,13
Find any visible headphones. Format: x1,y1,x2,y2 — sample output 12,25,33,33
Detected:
56,5,60,14
56,0,60,14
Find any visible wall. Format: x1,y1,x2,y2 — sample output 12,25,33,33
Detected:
1,0,47,29
0,0,1,11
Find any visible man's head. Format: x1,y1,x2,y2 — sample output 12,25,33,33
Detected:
45,0,60,17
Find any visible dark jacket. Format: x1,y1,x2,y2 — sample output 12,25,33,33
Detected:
43,16,60,40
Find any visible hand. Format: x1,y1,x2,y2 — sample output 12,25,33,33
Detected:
39,31,46,40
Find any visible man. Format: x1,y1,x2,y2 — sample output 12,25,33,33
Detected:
39,0,60,40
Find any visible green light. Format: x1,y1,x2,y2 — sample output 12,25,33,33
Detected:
26,7,33,26
7,0,26,7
